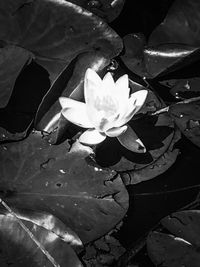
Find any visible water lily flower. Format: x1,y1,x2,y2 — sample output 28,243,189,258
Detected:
59,68,148,153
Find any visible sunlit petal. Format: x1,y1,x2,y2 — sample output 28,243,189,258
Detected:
79,129,106,145
106,125,128,137
59,97,84,110
128,90,148,114
114,89,148,127
84,68,102,107
102,72,115,93
117,125,146,153
61,105,93,128
115,74,130,100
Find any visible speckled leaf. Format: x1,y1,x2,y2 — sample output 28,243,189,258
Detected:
0,212,83,267
0,0,122,82
0,132,128,244
163,78,200,100
147,231,200,267
0,45,33,108
169,98,200,147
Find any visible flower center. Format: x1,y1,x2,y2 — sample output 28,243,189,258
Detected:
94,95,118,117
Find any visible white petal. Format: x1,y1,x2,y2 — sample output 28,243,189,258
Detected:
61,104,93,128
128,90,148,114
115,74,130,100
102,72,115,93
79,129,106,145
59,97,84,109
117,125,146,153
106,125,128,137
84,68,102,106
113,89,148,127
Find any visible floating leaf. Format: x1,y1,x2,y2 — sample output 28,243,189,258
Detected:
68,0,126,22
93,85,179,185
122,129,181,185
149,0,200,46
169,98,200,147
165,78,200,100
0,208,83,251
0,0,122,82
0,132,128,244
147,210,200,267
0,211,83,267
121,0,200,78
121,34,200,79
0,45,33,108
147,231,200,267
161,210,200,248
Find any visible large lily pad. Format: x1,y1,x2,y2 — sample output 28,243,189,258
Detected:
147,210,200,267
0,45,33,108
0,212,83,267
0,0,122,82
0,132,128,244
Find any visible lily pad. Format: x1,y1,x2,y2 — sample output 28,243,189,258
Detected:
121,0,200,79
92,85,180,184
0,208,83,251
164,78,200,100
0,212,83,267
149,0,200,46
0,0,122,82
147,210,200,267
0,45,33,108
147,231,200,267
169,97,200,147
121,33,200,79
68,0,126,22
0,131,129,244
